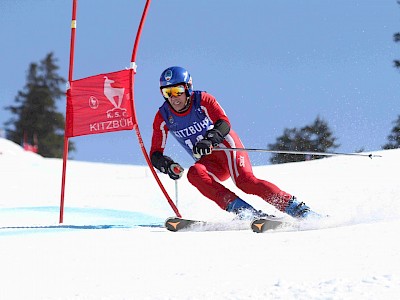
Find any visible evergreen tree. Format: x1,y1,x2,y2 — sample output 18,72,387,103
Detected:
268,117,339,164
4,52,74,157
382,115,400,149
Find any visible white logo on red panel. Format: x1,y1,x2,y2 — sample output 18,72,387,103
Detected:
103,76,128,118
87,74,133,133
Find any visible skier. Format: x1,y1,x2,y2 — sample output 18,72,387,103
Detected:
150,66,319,220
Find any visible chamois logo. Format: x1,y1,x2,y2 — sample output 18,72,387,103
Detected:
104,76,125,108
103,76,128,119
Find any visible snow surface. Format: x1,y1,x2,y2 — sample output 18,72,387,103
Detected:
1,137,400,300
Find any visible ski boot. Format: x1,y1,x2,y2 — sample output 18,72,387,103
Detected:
226,197,272,220
285,197,321,219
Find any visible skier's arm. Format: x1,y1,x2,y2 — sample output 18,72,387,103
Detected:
193,93,231,157
150,111,168,156
200,92,231,128
150,111,183,180
200,92,231,144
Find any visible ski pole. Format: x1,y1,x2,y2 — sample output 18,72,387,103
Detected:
175,180,179,207
213,147,382,159
170,163,184,207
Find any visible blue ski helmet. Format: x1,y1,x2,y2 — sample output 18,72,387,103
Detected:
159,66,193,99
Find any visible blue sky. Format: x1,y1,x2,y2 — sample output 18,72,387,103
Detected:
0,0,399,166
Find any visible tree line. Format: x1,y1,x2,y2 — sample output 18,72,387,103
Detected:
2,52,400,164
4,53,75,157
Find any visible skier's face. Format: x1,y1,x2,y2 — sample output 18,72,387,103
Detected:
167,87,188,112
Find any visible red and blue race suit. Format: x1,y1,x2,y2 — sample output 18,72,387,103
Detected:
150,91,292,211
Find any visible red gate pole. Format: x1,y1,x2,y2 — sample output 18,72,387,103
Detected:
59,0,78,223
130,0,181,217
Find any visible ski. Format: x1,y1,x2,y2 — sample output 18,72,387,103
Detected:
165,217,205,232
164,217,249,232
251,217,293,233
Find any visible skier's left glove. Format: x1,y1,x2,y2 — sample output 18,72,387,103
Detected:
193,127,225,159
193,139,213,158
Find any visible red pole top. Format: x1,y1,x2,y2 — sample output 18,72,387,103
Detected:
68,0,78,82
130,0,151,70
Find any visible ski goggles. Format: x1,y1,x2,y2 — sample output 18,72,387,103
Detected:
161,85,186,98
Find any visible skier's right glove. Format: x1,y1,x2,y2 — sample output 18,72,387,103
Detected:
151,152,184,180
167,162,184,180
